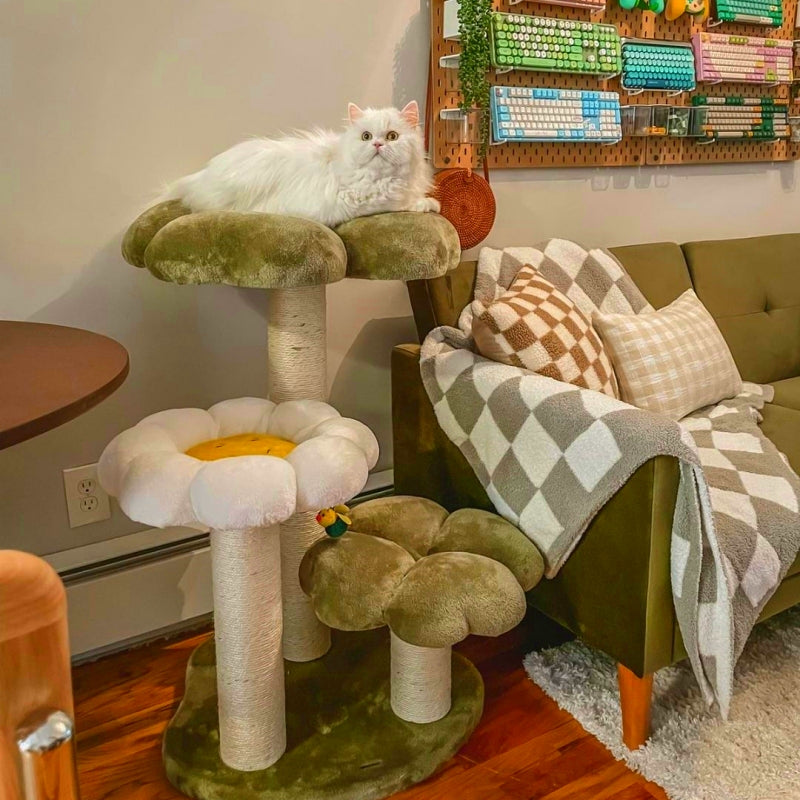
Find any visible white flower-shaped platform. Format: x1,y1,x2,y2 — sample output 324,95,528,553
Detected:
99,397,378,772
100,397,378,531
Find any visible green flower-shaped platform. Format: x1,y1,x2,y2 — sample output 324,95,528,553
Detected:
165,629,483,800
122,201,460,287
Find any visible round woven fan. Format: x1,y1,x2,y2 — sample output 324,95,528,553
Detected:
432,168,496,251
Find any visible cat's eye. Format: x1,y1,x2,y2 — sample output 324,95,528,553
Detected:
386,131,399,141
361,131,372,141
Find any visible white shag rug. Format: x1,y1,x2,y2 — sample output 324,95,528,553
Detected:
524,607,800,800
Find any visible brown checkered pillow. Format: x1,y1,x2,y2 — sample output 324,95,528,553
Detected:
471,265,619,398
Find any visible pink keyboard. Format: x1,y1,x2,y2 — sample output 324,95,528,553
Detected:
509,0,606,10
692,33,794,84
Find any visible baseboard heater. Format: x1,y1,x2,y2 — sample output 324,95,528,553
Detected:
47,470,393,663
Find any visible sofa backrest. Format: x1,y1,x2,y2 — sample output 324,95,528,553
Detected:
682,234,800,385
407,234,799,385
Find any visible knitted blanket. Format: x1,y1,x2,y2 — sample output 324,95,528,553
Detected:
420,241,800,716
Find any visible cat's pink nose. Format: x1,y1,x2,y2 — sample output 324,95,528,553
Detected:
373,141,384,149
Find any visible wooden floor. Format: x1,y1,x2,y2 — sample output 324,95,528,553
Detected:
73,614,668,800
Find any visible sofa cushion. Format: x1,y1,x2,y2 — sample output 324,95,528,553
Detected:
682,234,800,385
761,402,800,477
771,377,800,412
609,242,693,310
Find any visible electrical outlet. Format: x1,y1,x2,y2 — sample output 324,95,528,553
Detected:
63,464,111,528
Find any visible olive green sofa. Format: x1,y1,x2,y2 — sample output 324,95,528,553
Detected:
392,232,800,746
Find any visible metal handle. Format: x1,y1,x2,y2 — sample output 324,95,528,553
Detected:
15,710,80,800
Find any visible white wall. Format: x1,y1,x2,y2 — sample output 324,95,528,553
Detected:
1,0,798,555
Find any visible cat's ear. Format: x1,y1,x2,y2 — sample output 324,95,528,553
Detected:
347,103,364,124
399,101,420,127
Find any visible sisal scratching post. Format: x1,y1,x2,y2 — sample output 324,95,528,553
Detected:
268,284,331,662
390,633,452,724
99,397,376,775
211,528,285,770
267,286,327,403
279,512,330,662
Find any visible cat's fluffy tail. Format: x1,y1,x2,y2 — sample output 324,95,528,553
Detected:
158,170,203,206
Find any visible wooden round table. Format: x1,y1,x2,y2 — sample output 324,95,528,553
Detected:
0,322,129,450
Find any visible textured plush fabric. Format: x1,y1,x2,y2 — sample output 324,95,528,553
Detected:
299,533,414,631
122,203,458,287
594,289,742,420
122,200,192,268
682,233,800,385
472,266,619,398
335,212,460,281
347,496,449,559
385,552,526,648
163,629,484,800
139,209,347,288
301,496,541,647
433,508,544,591
99,398,376,530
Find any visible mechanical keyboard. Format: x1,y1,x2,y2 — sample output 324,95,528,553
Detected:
491,86,623,142
489,12,622,76
692,33,794,84
712,0,782,26
691,95,790,139
621,39,696,92
510,0,606,9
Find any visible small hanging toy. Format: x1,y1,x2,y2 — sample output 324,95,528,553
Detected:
315,505,352,538
619,0,666,13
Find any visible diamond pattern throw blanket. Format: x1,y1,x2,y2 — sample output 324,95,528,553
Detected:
420,240,800,716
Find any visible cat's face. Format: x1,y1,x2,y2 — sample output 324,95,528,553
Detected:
342,102,422,173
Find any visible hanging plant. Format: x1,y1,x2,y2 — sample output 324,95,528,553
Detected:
457,0,493,164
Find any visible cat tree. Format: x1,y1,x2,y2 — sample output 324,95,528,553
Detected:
122,200,459,669
119,202,465,798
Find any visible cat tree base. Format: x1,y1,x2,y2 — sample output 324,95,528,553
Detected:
163,628,483,800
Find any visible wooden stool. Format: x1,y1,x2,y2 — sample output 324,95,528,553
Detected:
0,551,79,800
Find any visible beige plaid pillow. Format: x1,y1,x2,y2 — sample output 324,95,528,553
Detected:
593,289,742,420
471,265,619,398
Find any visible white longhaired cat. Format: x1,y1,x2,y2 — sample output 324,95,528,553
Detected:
166,101,440,228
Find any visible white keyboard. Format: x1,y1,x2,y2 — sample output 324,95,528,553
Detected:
491,86,622,143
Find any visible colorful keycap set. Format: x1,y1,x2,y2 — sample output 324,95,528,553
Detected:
693,33,794,84
489,13,622,75
621,40,696,92
510,0,606,10
478,8,797,148
690,96,791,140
712,0,783,25
491,86,623,143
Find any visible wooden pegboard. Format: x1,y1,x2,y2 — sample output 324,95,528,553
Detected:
430,0,800,169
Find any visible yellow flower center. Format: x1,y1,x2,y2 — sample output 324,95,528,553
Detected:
186,433,296,461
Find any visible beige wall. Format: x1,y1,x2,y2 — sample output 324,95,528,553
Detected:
1,0,797,555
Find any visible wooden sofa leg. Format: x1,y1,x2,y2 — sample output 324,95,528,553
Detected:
617,664,653,750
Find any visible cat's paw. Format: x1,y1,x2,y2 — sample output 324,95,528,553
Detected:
409,197,441,214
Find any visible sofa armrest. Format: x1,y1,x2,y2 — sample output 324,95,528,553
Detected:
391,343,681,676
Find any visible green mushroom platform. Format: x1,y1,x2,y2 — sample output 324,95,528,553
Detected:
164,628,484,800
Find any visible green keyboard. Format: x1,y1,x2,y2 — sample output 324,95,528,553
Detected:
489,12,622,76
713,0,782,26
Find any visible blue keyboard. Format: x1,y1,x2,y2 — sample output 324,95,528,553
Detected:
491,86,622,142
